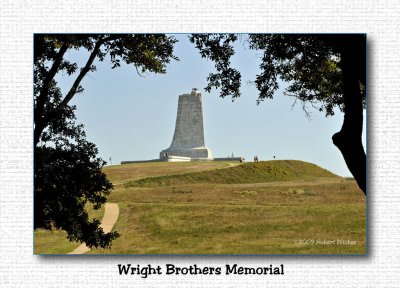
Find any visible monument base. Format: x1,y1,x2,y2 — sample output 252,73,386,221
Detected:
164,156,191,162
160,146,213,161
121,155,244,164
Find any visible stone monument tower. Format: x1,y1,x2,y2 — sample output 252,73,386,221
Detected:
160,88,213,161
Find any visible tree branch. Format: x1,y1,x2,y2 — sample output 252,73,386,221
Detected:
58,39,103,109
34,42,69,146
58,35,123,109
34,36,116,147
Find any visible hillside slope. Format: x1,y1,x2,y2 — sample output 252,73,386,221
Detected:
125,160,338,187
103,161,238,184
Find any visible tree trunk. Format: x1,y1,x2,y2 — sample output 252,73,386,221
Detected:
332,36,366,195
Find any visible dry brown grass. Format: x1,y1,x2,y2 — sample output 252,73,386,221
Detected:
103,161,238,185
35,161,366,254
88,176,365,254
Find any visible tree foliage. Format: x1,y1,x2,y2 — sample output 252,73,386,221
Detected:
190,34,365,115
34,100,118,247
34,34,179,248
190,34,241,99
190,34,366,194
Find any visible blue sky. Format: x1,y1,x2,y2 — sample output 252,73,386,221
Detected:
56,34,366,177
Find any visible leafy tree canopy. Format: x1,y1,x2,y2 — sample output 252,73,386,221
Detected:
190,34,366,194
190,34,365,116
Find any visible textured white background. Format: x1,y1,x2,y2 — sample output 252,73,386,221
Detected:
1,0,399,287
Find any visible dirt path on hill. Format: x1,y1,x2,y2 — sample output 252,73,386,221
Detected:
225,162,241,168
67,203,119,254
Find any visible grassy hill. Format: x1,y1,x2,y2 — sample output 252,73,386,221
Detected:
34,160,366,255
103,161,238,184
125,160,338,187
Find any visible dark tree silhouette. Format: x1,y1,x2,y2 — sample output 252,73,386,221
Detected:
34,34,178,248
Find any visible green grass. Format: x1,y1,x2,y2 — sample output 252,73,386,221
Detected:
35,160,366,254
125,160,338,187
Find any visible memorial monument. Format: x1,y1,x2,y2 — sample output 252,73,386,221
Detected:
160,88,213,161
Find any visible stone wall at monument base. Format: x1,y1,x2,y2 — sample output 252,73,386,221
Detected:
159,146,213,160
